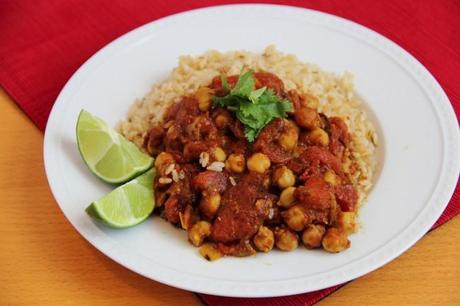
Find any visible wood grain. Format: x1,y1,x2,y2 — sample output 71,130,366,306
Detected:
0,88,458,305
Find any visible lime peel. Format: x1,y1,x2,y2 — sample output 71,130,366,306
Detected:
76,110,153,184
86,169,155,228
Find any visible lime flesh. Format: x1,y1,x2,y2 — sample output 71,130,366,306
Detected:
76,110,153,184
86,169,155,228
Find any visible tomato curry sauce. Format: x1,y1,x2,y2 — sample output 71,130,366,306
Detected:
145,71,359,260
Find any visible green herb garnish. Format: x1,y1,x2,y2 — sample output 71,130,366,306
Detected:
212,71,292,142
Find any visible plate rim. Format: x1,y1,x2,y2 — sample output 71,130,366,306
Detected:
43,3,460,297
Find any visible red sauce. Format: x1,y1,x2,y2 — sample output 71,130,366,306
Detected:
295,176,332,210
145,71,360,256
211,173,268,243
253,118,292,163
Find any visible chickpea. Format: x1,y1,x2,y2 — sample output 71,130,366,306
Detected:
336,211,357,235
154,152,174,171
188,221,211,247
195,87,213,111
179,205,195,230
302,224,326,249
282,205,308,231
166,124,176,135
199,192,221,219
342,155,352,173
278,187,296,208
279,121,299,151
322,227,350,253
275,227,298,251
324,170,340,186
225,154,246,173
214,113,231,129
199,243,223,261
302,93,319,109
308,128,330,146
253,226,275,252
213,147,227,162
289,120,300,133
294,107,321,130
247,153,271,174
273,166,296,189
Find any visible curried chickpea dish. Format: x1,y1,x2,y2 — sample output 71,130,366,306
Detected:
145,71,362,260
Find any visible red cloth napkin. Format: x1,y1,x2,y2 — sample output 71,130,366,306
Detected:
1,1,458,305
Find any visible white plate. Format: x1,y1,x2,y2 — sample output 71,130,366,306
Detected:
44,4,460,297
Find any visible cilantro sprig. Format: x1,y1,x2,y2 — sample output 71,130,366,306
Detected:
212,71,292,142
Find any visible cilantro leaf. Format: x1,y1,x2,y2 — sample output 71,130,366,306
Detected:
230,71,255,98
239,101,264,123
249,86,266,103
212,95,238,108
236,109,261,129
220,75,230,92
212,72,293,142
244,127,259,142
278,100,293,113
258,89,282,105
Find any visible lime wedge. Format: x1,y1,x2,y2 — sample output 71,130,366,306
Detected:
86,169,155,228
76,110,153,184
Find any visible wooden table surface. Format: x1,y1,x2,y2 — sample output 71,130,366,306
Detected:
0,88,459,306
